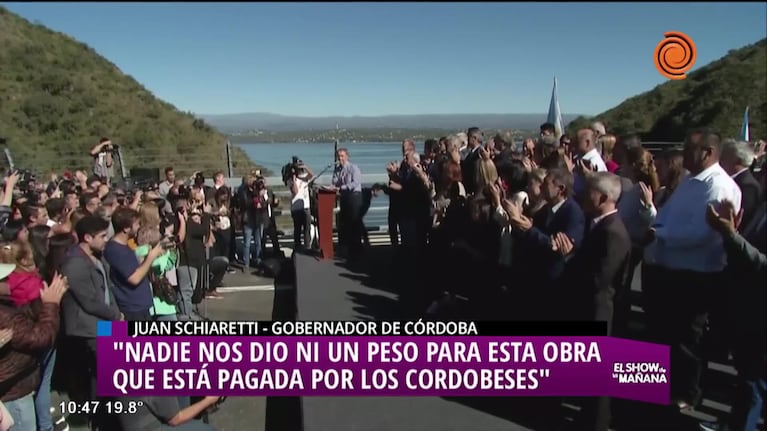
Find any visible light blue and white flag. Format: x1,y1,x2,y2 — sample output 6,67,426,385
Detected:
547,77,564,139
740,106,750,142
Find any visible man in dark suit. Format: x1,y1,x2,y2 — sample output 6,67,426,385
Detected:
701,198,766,431
552,172,632,431
721,139,762,232
713,139,762,362
508,168,585,319
460,127,483,195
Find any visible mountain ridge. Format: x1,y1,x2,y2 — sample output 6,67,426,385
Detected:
0,6,260,176
202,112,583,133
566,38,766,141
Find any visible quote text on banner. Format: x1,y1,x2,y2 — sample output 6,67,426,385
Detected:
96,322,669,404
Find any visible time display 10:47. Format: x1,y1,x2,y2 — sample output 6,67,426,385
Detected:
59,400,144,415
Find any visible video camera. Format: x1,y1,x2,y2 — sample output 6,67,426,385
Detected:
15,169,36,190
281,156,306,185
124,178,160,203
252,172,267,191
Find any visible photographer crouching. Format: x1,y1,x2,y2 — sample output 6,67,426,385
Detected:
283,157,314,250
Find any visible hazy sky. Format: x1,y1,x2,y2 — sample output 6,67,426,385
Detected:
4,2,765,116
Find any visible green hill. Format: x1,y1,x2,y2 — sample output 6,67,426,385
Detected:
567,39,766,142
0,7,262,177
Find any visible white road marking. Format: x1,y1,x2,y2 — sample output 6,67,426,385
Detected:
217,285,275,292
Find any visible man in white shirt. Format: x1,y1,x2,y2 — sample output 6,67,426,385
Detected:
642,128,742,411
158,167,175,199
288,164,314,250
573,128,608,199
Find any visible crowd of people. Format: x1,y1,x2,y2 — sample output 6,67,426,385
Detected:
0,126,765,431
327,124,766,431
0,142,291,431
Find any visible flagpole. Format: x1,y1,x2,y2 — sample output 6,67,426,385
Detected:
334,121,339,163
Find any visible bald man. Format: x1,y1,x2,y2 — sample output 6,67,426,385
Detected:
572,129,608,198
575,129,607,168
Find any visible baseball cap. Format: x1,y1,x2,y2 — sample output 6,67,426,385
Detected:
0,263,15,281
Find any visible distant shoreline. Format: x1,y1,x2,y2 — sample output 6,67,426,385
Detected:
228,128,535,145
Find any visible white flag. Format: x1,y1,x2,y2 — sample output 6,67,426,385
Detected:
547,77,564,140
740,106,750,142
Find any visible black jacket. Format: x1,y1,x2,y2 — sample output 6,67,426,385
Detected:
557,212,632,335
237,184,269,226
723,220,766,379
733,169,762,233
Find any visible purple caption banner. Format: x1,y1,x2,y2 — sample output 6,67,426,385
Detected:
97,322,670,404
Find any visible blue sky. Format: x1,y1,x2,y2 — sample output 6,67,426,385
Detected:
3,2,765,117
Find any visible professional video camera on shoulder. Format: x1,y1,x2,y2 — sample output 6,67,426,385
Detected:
282,156,310,185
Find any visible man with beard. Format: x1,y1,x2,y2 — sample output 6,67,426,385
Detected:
60,215,123,430
103,207,165,320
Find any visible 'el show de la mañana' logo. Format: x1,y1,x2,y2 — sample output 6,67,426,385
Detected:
654,32,697,80
612,362,668,384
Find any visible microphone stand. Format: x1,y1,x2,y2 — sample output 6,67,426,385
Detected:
308,162,335,188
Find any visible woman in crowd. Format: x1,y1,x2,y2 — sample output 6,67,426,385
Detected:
1,220,28,243
599,134,620,173
0,263,67,431
475,149,499,191
136,227,179,321
212,187,233,260
524,168,548,218
1,241,67,431
28,225,51,277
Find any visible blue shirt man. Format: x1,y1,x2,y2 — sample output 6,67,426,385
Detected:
330,148,364,254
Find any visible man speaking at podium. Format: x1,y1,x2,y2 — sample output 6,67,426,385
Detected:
327,148,363,258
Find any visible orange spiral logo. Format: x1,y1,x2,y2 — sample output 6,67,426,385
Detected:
654,32,697,80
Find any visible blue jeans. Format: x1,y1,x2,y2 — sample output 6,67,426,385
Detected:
4,392,36,431
726,377,766,431
176,266,198,317
35,348,56,431
242,223,263,268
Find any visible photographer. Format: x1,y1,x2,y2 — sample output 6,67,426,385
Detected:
285,158,314,250
236,173,269,273
0,172,19,230
136,226,180,322
211,187,233,264
89,137,115,182
176,196,227,303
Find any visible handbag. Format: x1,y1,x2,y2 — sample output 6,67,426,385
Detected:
0,401,14,431
149,271,178,305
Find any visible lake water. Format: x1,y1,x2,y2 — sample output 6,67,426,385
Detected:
237,142,404,228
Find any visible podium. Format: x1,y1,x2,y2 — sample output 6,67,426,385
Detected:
315,188,336,260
